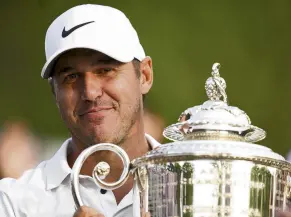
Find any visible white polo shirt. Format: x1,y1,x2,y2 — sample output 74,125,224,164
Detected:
0,134,160,217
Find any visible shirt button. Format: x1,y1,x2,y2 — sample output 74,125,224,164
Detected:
100,189,107,194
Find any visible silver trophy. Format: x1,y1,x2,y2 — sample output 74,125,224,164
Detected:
71,63,291,217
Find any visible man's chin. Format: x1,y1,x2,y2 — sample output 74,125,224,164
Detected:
85,132,119,146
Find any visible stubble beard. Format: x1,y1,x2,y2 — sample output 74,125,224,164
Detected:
71,98,142,148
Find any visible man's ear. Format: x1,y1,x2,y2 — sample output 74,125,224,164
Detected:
48,77,56,96
48,77,59,108
139,56,153,95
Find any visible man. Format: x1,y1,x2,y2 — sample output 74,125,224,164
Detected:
0,4,157,217
1,4,290,217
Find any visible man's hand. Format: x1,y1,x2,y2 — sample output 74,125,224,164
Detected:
277,211,291,217
73,206,151,217
73,206,104,217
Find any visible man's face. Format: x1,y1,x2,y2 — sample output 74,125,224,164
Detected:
52,49,146,146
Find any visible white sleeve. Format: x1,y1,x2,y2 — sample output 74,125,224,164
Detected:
0,191,16,217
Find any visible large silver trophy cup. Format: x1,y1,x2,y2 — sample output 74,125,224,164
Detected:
71,63,291,217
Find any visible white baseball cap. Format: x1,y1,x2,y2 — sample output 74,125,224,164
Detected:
41,4,146,79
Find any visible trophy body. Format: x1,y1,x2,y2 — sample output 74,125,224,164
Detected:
71,63,291,217
133,142,291,217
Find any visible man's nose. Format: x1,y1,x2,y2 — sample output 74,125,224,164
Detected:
80,73,103,102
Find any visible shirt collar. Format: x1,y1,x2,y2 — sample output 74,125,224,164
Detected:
44,134,160,190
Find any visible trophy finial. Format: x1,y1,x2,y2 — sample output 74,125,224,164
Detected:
211,63,221,76
205,63,227,103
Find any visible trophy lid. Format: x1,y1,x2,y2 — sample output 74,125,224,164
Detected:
163,63,266,143
131,63,287,168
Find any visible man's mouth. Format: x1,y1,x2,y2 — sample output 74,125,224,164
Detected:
79,107,114,117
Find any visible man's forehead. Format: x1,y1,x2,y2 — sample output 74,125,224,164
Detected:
57,48,113,62
51,48,124,76
53,48,121,72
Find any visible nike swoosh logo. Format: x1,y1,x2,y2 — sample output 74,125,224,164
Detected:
62,21,95,38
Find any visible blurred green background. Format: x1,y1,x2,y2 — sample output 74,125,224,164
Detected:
1,1,291,156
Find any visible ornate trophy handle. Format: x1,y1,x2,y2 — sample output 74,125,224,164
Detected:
70,143,131,209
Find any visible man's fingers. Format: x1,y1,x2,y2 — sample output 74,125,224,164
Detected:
73,206,105,217
276,211,291,217
143,212,151,217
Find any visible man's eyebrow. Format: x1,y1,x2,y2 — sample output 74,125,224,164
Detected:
56,66,74,75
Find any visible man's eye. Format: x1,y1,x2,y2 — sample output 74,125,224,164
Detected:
96,68,113,74
64,73,79,82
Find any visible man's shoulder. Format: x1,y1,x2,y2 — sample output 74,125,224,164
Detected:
0,160,48,194
0,160,67,216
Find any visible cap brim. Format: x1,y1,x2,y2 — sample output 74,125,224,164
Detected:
41,45,134,79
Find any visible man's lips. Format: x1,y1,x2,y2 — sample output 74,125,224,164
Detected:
78,107,113,116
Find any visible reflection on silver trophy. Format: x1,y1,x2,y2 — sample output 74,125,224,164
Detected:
71,63,291,217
